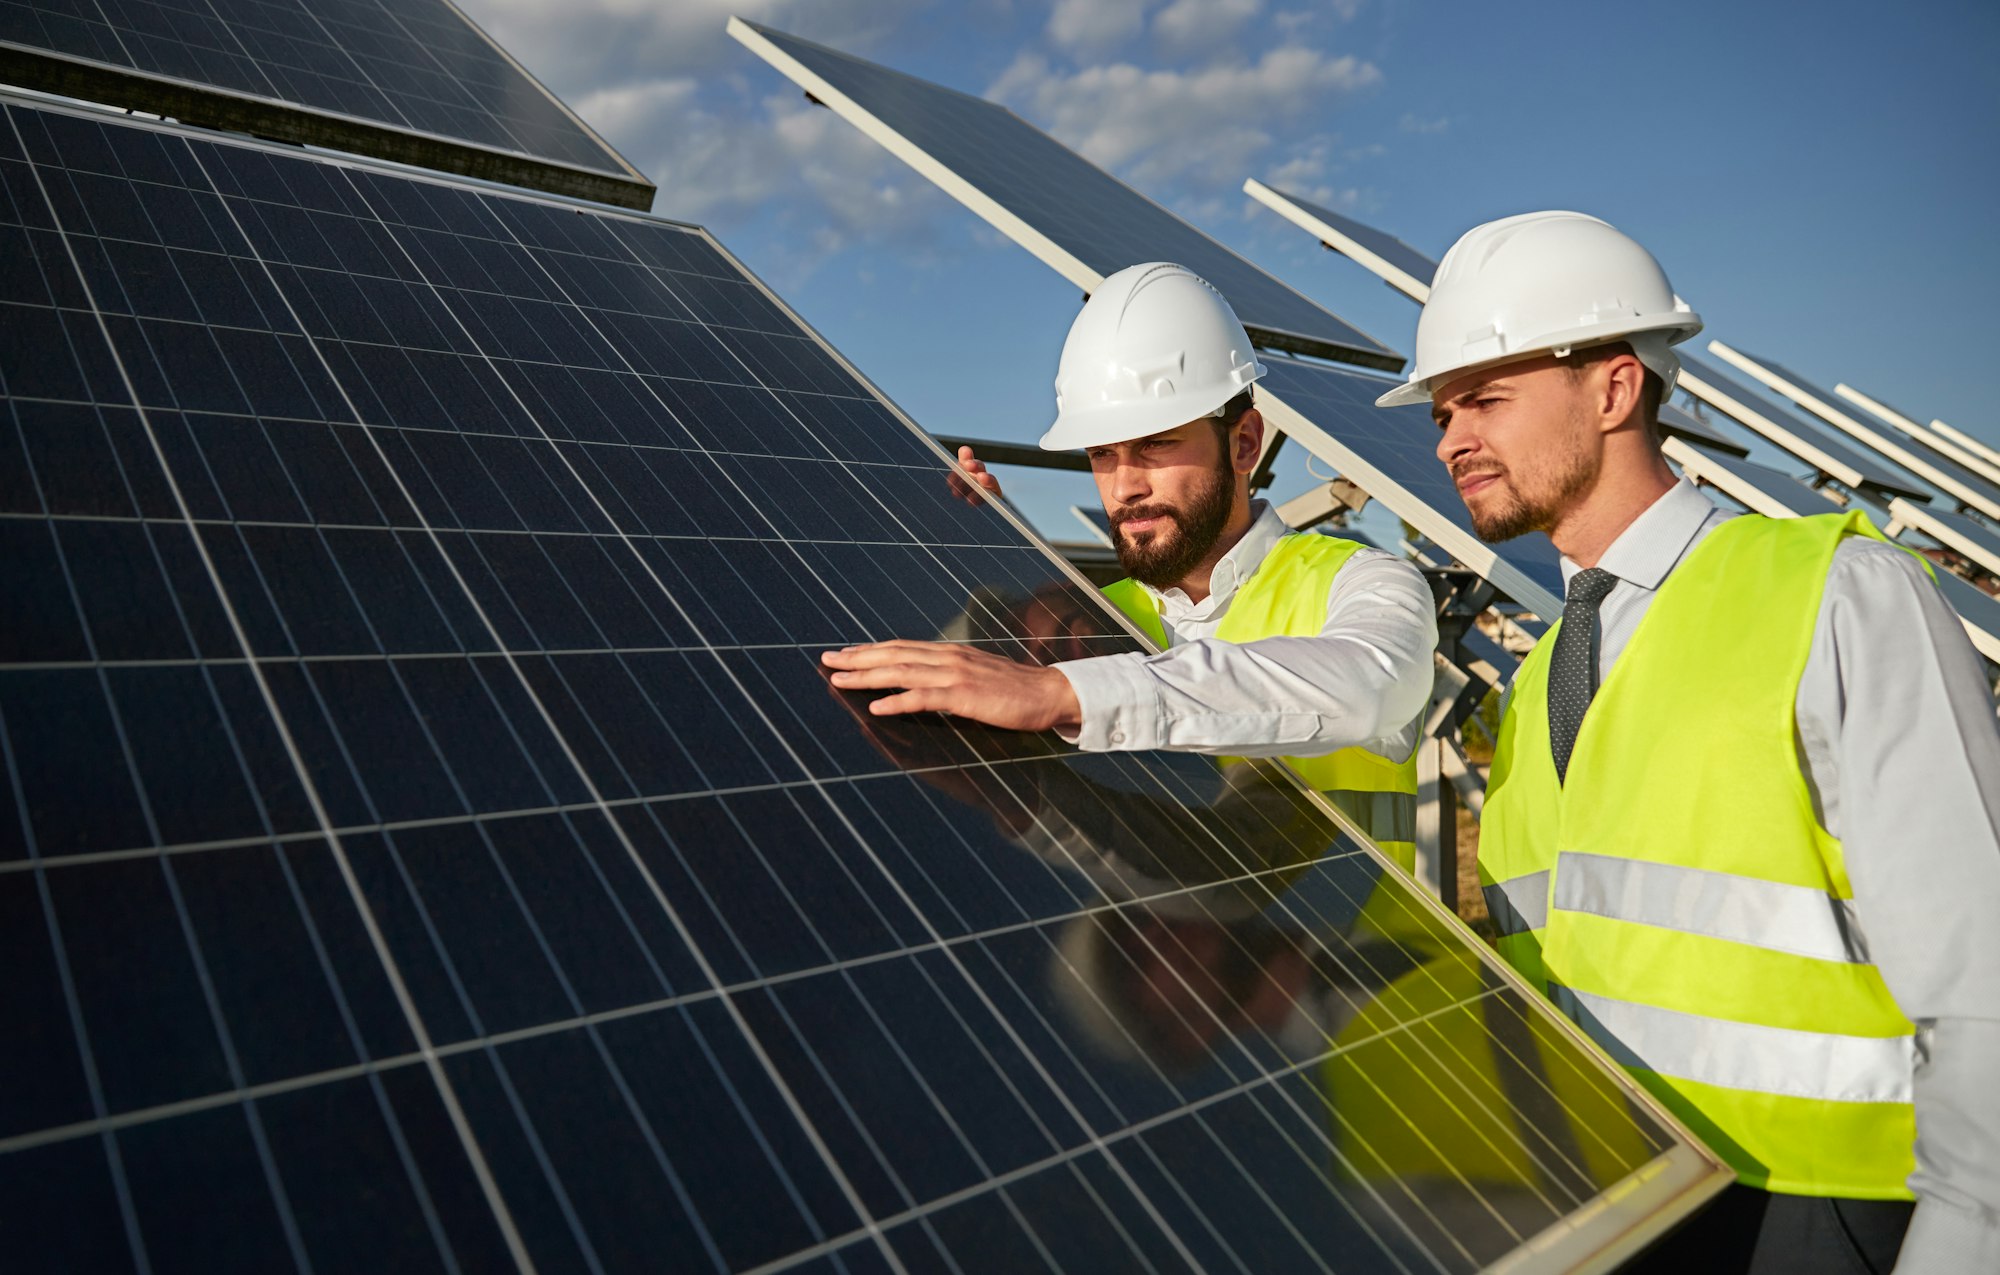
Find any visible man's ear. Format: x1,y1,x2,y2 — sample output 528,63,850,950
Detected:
1233,408,1265,474
1600,355,1646,433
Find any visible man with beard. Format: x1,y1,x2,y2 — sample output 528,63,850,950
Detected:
1388,211,2000,1273
822,262,1436,868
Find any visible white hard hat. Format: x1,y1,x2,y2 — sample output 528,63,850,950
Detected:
1042,262,1267,451
1375,211,1702,409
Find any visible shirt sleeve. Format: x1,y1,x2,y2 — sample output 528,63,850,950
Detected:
1796,539,2000,1273
1051,549,1438,758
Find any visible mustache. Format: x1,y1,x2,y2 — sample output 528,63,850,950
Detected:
1449,461,1509,483
1109,503,1184,532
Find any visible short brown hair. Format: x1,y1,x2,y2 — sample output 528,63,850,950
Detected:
1211,388,1254,445
1557,341,1662,441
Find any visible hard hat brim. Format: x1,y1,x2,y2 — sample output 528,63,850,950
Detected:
1040,363,1266,451
1373,315,1702,410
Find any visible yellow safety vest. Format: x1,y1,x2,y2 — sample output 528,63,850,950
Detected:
1483,511,1918,1199
1101,533,1421,870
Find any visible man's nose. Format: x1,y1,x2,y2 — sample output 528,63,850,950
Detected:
1435,417,1478,468
1110,459,1151,505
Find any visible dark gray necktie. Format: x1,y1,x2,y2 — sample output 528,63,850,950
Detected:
1549,567,1618,786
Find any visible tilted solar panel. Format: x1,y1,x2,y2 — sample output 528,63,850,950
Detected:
1242,180,1437,302
1677,354,1931,502
1837,384,2000,488
0,0,652,207
726,19,1401,374
0,97,1725,1272
1708,342,2000,521
1655,401,1748,458
1663,440,2000,664
1255,358,1566,618
1886,498,2000,580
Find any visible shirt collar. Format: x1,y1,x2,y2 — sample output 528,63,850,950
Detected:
1560,478,1721,593
1141,499,1290,620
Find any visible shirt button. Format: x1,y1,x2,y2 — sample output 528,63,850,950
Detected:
1109,730,1125,746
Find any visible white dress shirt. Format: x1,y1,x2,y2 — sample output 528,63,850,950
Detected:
1052,501,1437,761
1550,479,2000,1273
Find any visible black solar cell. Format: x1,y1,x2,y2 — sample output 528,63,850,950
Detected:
729,19,1402,374
0,0,651,206
0,97,1721,1271
1250,184,1439,295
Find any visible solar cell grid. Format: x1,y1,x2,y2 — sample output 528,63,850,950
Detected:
0,97,1721,1271
1242,181,1438,301
0,0,651,205
728,19,1402,374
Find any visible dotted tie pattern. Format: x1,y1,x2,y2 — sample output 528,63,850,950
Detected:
1549,567,1620,786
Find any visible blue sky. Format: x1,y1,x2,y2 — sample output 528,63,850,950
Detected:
465,0,2000,540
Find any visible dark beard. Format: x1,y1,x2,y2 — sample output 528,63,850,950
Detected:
1111,457,1237,588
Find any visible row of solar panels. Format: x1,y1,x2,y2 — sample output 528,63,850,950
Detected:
724,19,2000,660
0,6,1976,1273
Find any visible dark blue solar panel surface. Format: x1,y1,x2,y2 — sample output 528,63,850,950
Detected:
1680,354,1930,500
1657,401,1748,457
0,0,632,177
1732,351,2000,509
1909,503,2000,569
1258,186,1438,291
1257,358,1567,610
735,21,1401,374
0,99,1701,1272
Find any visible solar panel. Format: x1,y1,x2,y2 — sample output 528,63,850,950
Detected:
1886,498,2000,580
0,95,1728,1271
0,0,652,208
1707,342,2000,521
1664,439,2000,664
1930,418,2000,469
1655,401,1749,458
1255,358,1566,619
1835,383,2000,488
725,19,1401,374
1241,180,1437,302
1676,354,1931,502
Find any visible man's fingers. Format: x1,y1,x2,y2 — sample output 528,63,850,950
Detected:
822,639,966,667
865,687,952,716
827,662,963,691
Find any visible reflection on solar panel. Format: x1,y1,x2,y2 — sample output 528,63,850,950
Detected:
1242,180,1438,302
1886,498,2000,580
0,0,652,207
1677,354,1930,502
1665,440,2000,664
726,19,1401,374
1708,342,2000,521
0,97,1726,1271
1836,383,2000,488
1256,358,1566,618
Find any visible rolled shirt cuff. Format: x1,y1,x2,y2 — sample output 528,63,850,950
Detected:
1052,653,1162,751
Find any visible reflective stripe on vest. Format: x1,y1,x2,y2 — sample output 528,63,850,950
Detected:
1483,511,1923,1198
1554,852,1871,966
1550,985,1916,1106
1099,533,1419,865
1482,869,1550,939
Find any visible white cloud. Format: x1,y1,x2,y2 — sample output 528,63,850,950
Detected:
989,46,1383,189
1152,0,1262,52
1399,112,1449,134
1046,0,1154,53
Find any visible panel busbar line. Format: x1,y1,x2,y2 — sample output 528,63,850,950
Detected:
1664,439,2000,664
0,96,1727,1273
1708,341,2000,521
725,18,1402,374
0,0,654,208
